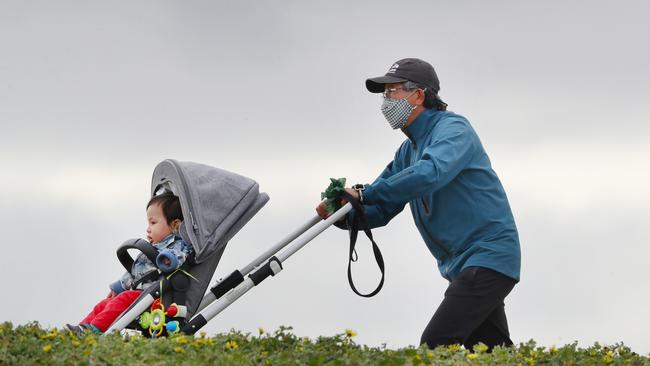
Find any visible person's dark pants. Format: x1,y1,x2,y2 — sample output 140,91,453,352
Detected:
420,266,517,351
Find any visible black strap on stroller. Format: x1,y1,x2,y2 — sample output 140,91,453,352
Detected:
337,190,385,298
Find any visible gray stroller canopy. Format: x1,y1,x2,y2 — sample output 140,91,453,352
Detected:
151,159,269,263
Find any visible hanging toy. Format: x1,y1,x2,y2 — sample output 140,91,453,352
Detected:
166,303,188,318
151,298,164,311
148,308,166,337
138,300,188,337
139,311,152,329
166,321,180,334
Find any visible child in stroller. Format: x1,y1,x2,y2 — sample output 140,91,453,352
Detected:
67,192,193,334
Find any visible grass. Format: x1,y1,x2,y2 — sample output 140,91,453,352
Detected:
1,322,648,365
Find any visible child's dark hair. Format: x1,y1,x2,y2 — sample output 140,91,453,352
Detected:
147,192,183,224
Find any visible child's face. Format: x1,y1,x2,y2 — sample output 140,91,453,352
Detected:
146,203,174,244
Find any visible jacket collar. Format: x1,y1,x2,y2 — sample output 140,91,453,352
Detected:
403,108,440,146
157,233,177,247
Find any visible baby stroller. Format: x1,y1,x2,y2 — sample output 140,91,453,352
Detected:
105,159,354,337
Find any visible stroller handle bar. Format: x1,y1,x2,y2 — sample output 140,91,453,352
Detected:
196,202,330,313
274,204,351,263
196,214,322,313
183,203,353,335
241,215,322,277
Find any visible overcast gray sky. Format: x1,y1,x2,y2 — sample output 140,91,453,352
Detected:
1,0,649,353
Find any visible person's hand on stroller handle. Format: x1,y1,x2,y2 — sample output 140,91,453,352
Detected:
315,188,359,219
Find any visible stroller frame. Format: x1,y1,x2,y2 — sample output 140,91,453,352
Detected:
183,203,351,334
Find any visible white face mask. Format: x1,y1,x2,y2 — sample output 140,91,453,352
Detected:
380,93,417,130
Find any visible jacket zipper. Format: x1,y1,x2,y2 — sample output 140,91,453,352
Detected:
415,198,450,256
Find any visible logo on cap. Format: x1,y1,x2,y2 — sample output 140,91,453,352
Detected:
387,63,400,74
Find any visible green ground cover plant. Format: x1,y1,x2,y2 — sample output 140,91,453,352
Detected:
1,322,648,366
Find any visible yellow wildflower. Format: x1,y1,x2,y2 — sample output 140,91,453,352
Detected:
174,347,185,354
448,344,461,352
226,340,238,350
42,344,52,353
467,353,478,360
345,329,357,338
174,336,189,344
40,330,58,340
603,351,614,364
525,356,536,366
549,346,557,354
474,343,489,353
85,336,97,347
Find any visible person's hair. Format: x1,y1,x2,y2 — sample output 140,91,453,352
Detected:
403,81,448,111
147,192,183,225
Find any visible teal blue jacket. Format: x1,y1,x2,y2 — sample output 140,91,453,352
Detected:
357,109,521,282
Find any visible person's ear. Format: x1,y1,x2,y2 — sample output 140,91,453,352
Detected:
171,219,182,232
417,89,426,106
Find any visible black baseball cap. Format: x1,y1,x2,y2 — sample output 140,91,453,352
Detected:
366,58,440,94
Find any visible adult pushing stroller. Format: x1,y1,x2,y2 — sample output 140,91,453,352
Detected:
105,159,358,337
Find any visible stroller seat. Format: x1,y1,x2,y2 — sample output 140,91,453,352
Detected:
106,159,269,336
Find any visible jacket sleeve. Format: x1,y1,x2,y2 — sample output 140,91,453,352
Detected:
355,201,406,229
110,271,135,294
362,118,476,205
336,157,406,230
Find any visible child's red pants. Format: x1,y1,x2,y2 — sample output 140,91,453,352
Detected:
80,290,142,332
